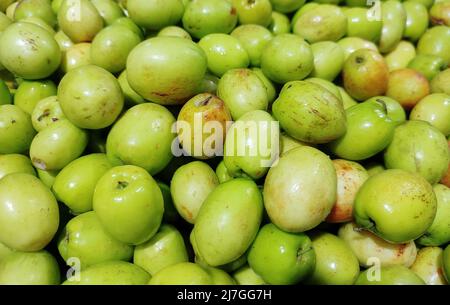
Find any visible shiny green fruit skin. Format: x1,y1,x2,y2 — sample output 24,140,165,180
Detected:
63,261,150,285
91,25,142,73
149,262,213,285
60,42,93,74
158,182,179,224
0,80,11,105
410,93,450,136
268,11,290,35
14,80,57,115
31,96,66,132
54,30,74,52
260,34,314,84
91,0,125,26
384,120,449,185
430,1,450,26
272,81,346,144
354,169,437,243
118,70,145,106
271,0,305,13
431,69,450,95
417,184,450,246
0,250,60,285
127,36,207,105
30,119,89,171
37,169,59,188
58,65,124,129
263,146,337,232
0,154,35,179
338,86,358,109
365,96,406,126
310,41,345,81
384,40,416,72
408,54,447,81
224,110,279,179
158,25,191,40
307,232,359,285
193,178,263,267
93,165,164,245
53,154,112,215
230,24,273,67
58,0,104,43
112,17,143,39
199,33,249,77
344,7,381,42
252,68,276,104
337,37,378,61
0,173,59,252
127,0,183,31
293,4,347,43
338,222,417,268
379,0,406,54
215,161,233,184
248,223,315,285
410,247,448,285
0,22,61,79
202,266,235,285
417,26,450,66
182,0,237,39
0,105,36,154
134,224,189,276
106,103,176,175
57,211,133,269
232,0,272,27
329,99,395,160
233,265,266,285
217,68,269,120
403,1,429,42
14,0,56,27
170,161,219,223
0,242,12,263
355,265,425,285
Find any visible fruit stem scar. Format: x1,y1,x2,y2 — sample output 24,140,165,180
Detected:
116,181,129,190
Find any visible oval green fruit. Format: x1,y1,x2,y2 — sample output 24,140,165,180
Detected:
410,93,450,136
31,96,66,132
149,262,213,285
0,154,35,179
193,178,263,266
355,265,425,285
0,105,36,154
14,80,57,115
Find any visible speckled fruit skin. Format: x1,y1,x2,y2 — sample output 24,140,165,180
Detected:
193,178,263,267
355,265,425,285
328,99,396,160
263,146,337,232
410,93,450,136
217,69,268,120
170,161,219,224
90,25,142,73
354,169,437,243
307,232,360,285
177,93,232,159
293,4,347,43
58,65,124,130
14,0,56,26
31,96,66,132
386,68,430,110
0,173,59,252
182,0,237,39
0,250,60,285
430,1,450,26
57,0,104,43
272,81,346,144
127,0,184,31
93,165,164,246
63,261,150,285
343,49,389,101
384,120,449,185
127,37,207,105
440,140,450,188
260,34,314,84
30,119,89,171
52,154,112,215
0,22,61,80
411,247,448,285
416,184,450,247
106,103,176,176
0,105,36,154
326,160,369,223
57,211,133,269
338,222,417,268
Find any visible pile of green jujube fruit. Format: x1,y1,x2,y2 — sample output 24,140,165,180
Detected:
0,0,449,286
